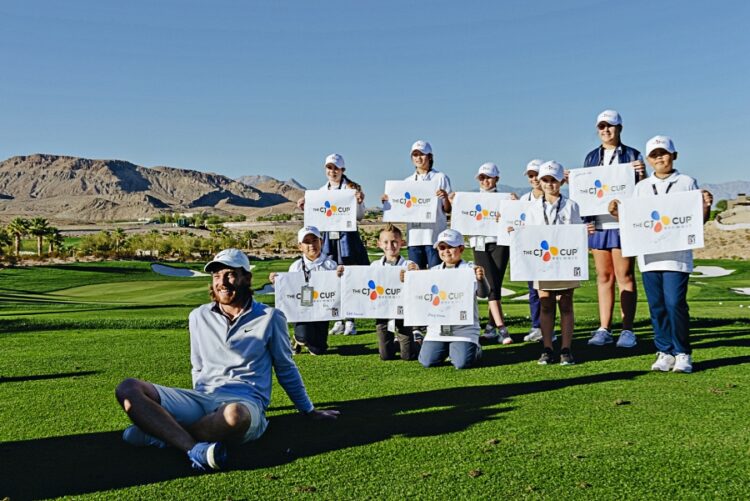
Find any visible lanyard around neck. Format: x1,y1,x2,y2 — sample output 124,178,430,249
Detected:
327,176,346,190
652,181,676,196
542,196,564,225
599,146,619,166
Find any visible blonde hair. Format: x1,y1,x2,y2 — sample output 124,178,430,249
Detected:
379,223,403,239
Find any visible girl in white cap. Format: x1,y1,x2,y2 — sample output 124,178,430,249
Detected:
608,136,712,374
449,162,513,344
519,159,545,343
583,110,646,349
297,153,369,336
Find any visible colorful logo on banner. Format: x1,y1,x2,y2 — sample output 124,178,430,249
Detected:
313,200,351,217
393,191,432,209
367,279,384,300
417,284,464,306
649,211,671,233
540,240,559,262
351,280,401,300
633,210,693,233
461,204,500,221
284,290,335,301
577,180,626,199
593,180,609,198
522,239,578,261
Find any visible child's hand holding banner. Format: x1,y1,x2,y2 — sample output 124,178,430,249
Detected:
274,271,341,322
450,192,511,237
382,180,439,223
568,164,636,216
341,266,404,319
618,191,704,257
403,268,475,326
510,225,589,281
494,199,532,246
304,189,357,231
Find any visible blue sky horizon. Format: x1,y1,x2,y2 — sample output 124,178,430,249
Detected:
2,0,748,198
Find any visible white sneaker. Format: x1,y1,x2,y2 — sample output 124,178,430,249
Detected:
480,327,499,343
616,330,637,348
498,326,513,345
588,328,614,346
328,321,344,335
412,329,424,344
673,353,693,373
651,352,676,372
523,328,543,342
344,320,357,335
123,425,167,448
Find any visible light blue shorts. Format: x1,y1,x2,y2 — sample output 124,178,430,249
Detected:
153,384,268,443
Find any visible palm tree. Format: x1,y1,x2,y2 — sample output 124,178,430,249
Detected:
45,229,65,254
7,217,29,256
28,217,51,256
113,227,127,254
0,226,12,256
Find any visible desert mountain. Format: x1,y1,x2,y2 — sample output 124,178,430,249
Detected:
0,154,298,222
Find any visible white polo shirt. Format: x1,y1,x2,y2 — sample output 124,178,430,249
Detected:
405,169,452,246
424,261,480,345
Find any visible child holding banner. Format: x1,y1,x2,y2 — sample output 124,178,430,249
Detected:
417,229,488,370
523,161,589,365
609,136,712,373
581,110,646,349
297,153,369,336
519,159,545,343
372,224,420,360
269,226,340,355
449,162,514,345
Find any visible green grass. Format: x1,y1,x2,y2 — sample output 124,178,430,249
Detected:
0,258,748,499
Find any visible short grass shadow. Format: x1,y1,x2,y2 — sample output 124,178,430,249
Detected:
0,370,98,384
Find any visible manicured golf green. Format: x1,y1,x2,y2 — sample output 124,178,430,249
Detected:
0,259,748,499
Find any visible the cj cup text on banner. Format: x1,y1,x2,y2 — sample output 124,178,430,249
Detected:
618,191,705,257
382,180,439,223
510,224,589,281
304,189,358,232
450,192,511,237
340,266,404,319
495,200,532,246
568,163,636,217
274,271,341,322
403,268,476,326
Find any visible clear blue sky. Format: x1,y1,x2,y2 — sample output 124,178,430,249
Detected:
1,0,748,198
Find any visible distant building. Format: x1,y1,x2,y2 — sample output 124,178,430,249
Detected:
727,194,750,211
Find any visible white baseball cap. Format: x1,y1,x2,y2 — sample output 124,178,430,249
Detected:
476,162,500,179
297,225,322,243
596,109,622,126
433,228,465,248
538,161,564,182
411,140,432,155
204,248,252,273
524,159,543,174
646,135,676,156
324,153,345,169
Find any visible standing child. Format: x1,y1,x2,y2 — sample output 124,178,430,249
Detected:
519,159,545,343
417,229,487,370
609,136,712,373
269,226,340,355
522,161,590,365
372,224,420,360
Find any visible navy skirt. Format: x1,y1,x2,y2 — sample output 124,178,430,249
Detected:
588,228,621,250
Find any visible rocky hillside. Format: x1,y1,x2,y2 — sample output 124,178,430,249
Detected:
0,154,296,222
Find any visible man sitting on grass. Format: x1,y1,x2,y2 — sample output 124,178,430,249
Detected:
115,248,339,472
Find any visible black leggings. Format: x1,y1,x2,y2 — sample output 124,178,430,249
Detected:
473,243,509,301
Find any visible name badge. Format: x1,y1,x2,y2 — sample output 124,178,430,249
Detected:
475,236,486,252
300,285,314,307
440,325,453,336
387,319,397,333
328,231,340,240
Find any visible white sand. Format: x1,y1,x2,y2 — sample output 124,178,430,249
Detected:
731,288,750,296
151,263,209,277
512,293,530,301
691,266,735,278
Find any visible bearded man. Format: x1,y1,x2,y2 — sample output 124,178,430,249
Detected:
115,248,339,472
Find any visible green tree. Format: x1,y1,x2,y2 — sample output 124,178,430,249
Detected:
28,218,52,256
716,199,728,212
113,227,127,254
7,217,29,256
45,228,64,254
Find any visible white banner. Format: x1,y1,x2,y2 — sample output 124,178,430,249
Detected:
382,180,439,223
303,189,358,232
274,271,341,322
618,191,705,257
568,163,636,216
495,199,533,246
403,268,475,326
510,225,589,281
340,266,405,319
450,192,512,237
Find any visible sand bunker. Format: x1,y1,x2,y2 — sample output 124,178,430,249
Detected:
151,263,209,277
691,266,735,278
731,288,750,296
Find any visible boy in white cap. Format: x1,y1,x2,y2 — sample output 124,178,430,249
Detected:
417,229,488,370
521,161,591,365
297,153,369,336
449,162,514,344
269,226,340,355
609,136,712,373
519,159,545,343
583,110,646,349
